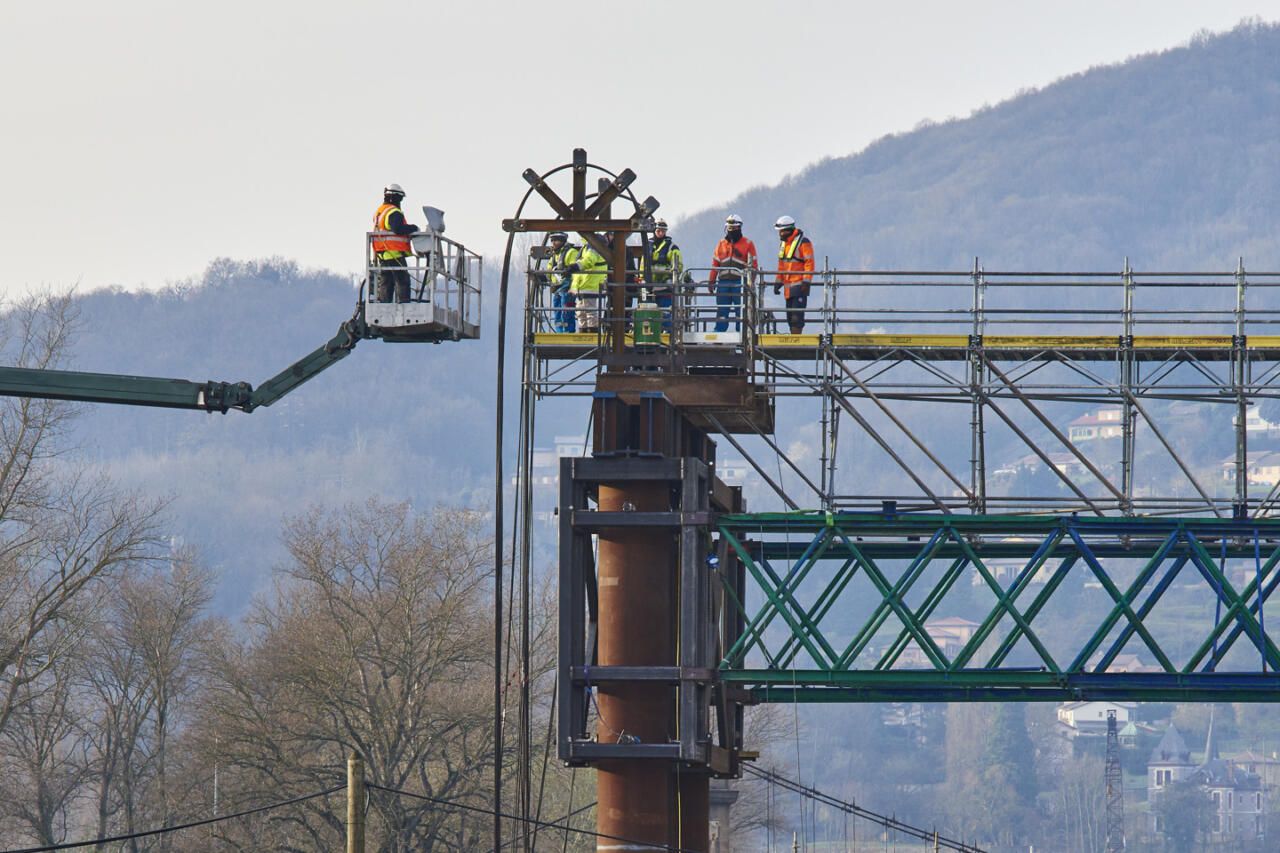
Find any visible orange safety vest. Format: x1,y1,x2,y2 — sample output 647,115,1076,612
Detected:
777,230,815,298
372,204,411,257
710,236,758,284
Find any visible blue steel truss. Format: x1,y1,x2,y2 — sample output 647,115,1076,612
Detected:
716,511,1280,702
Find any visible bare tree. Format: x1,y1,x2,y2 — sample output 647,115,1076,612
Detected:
81,550,214,852
196,500,494,852
0,640,91,846
0,292,163,733
0,292,167,849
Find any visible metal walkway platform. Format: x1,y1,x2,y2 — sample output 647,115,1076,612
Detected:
533,331,1280,362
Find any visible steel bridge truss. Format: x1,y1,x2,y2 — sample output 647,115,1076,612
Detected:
716,511,1280,703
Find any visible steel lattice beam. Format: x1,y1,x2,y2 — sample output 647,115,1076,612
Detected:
717,511,1280,702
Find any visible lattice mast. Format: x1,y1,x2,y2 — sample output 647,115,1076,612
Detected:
1105,709,1125,852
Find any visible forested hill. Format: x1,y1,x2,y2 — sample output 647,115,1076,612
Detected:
58,20,1280,614
676,19,1280,273
65,259,506,612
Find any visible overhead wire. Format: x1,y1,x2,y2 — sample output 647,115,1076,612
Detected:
367,783,702,853
486,802,597,853
0,786,343,853
743,765,985,853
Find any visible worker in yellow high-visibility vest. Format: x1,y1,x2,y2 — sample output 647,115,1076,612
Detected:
566,237,608,332
773,215,815,334
371,183,419,303
547,231,580,332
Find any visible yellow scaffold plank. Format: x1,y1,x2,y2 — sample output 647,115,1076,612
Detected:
984,335,1118,348
533,333,595,345
1131,335,1233,348
759,334,823,347
531,332,671,346
826,334,970,348
1247,336,1280,348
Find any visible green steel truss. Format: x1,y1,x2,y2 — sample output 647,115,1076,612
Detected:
716,511,1280,703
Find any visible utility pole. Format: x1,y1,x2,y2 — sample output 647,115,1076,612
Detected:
348,751,365,853
1105,710,1125,852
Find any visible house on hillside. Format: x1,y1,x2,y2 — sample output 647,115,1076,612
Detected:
1228,749,1280,791
1192,758,1264,840
894,617,981,667
1238,405,1280,440
1148,725,1195,791
1011,451,1090,478
1148,715,1267,843
1084,652,1162,674
1220,450,1280,487
1057,701,1134,735
1068,407,1125,442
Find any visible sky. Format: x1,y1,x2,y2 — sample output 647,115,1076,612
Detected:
2,0,1278,298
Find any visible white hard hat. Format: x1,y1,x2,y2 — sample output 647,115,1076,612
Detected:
384,183,405,196
655,219,669,229
725,214,743,228
775,215,796,229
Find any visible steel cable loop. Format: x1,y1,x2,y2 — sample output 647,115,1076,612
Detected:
496,155,650,851
743,765,986,853
366,783,700,852
1,785,344,853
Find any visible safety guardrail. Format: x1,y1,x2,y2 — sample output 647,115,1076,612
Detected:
528,258,1280,342
367,231,483,334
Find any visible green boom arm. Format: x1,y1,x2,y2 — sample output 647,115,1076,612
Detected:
0,314,366,414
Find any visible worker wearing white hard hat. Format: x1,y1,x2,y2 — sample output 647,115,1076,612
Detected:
644,219,684,328
372,184,420,303
774,215,815,334
709,215,758,333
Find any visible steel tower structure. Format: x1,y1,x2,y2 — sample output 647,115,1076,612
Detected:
1105,709,1125,852
511,151,1280,850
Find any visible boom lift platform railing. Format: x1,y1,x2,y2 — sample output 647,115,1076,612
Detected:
0,223,482,413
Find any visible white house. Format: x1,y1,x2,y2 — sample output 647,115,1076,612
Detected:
1056,700,1134,733
1237,405,1280,438
1068,407,1125,442
1219,450,1280,486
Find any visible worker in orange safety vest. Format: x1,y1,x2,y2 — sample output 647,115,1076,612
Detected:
371,183,419,303
708,214,757,332
773,215,815,334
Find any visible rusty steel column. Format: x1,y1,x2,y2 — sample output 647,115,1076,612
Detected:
678,771,710,852
596,480,678,851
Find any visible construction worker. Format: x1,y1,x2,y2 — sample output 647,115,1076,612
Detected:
643,219,683,327
708,214,757,333
773,215,815,334
547,231,579,332
371,183,419,303
566,235,608,332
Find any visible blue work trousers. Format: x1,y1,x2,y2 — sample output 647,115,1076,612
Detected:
552,287,576,332
714,280,742,332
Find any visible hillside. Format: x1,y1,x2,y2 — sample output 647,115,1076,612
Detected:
677,20,1280,274
54,21,1280,613
64,259,507,611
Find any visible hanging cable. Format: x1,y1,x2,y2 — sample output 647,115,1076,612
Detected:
367,783,701,853
2,786,343,853
742,765,986,852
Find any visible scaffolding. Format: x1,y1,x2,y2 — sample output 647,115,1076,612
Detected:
529,261,1280,518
